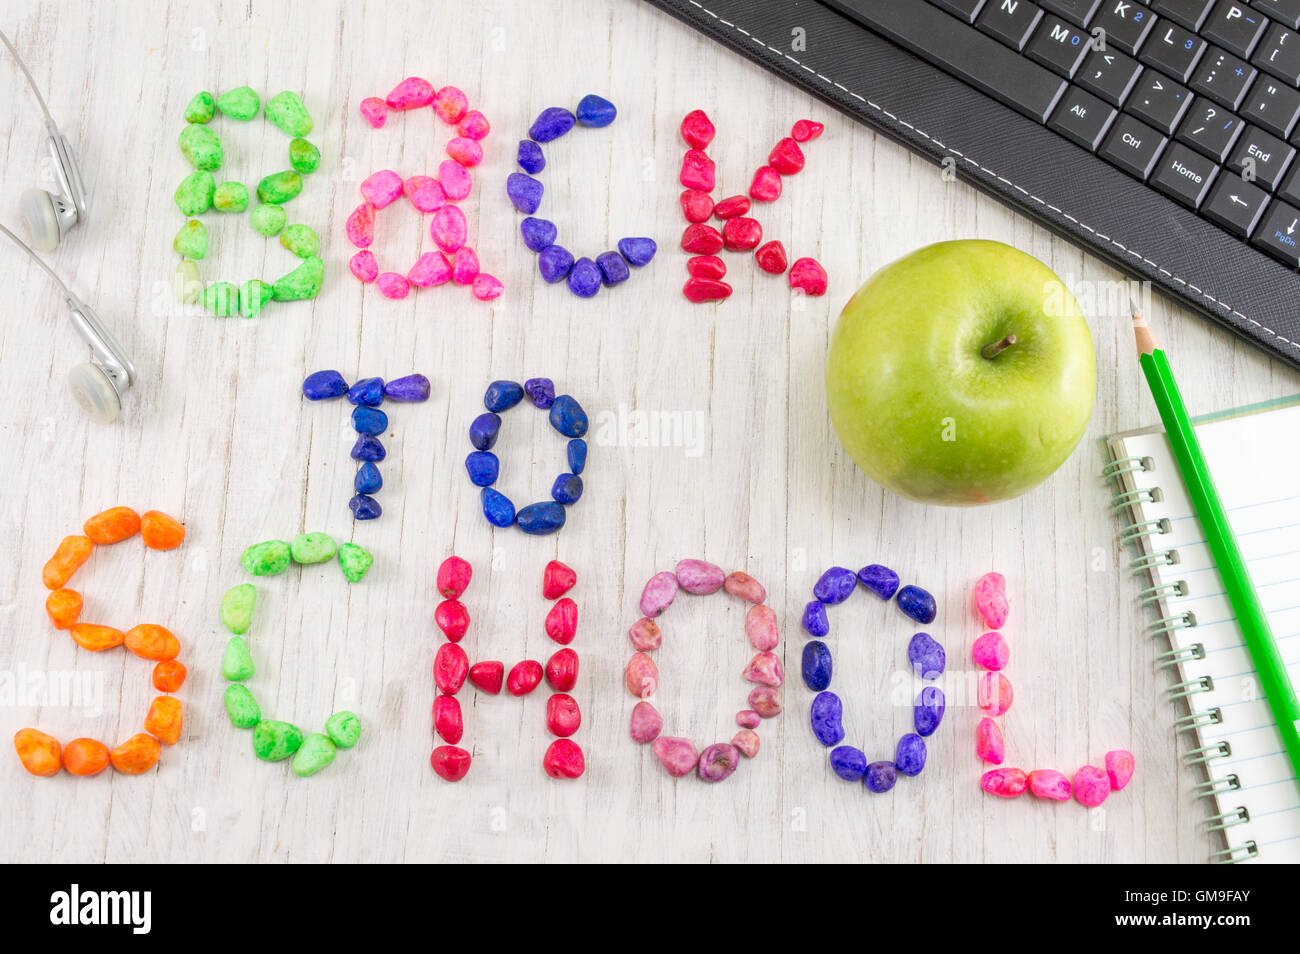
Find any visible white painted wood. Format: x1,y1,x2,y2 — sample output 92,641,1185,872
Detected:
0,0,1293,863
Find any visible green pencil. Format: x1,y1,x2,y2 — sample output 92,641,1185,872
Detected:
1132,302,1300,790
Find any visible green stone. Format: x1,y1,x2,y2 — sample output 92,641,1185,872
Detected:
280,224,319,259
221,583,256,634
217,85,260,120
288,137,320,174
324,710,362,748
256,169,303,205
291,733,337,777
179,124,223,171
271,255,323,301
222,635,255,681
337,542,373,583
212,181,249,213
252,720,303,761
265,90,313,137
184,91,215,124
224,684,261,728
239,280,275,319
241,540,291,575
174,170,215,215
172,219,207,259
177,259,202,304
290,531,336,564
250,204,287,237
202,281,240,317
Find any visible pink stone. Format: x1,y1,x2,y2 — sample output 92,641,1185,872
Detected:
625,652,658,698
349,250,378,283
544,597,577,645
1105,750,1135,791
743,651,783,687
652,736,699,777
458,109,490,140
978,671,1014,717
543,738,585,779
405,175,446,213
376,271,409,299
436,555,472,598
506,659,543,696
629,700,663,743
408,252,452,288
972,631,1009,672
680,149,716,191
788,257,828,296
749,165,782,201
1028,769,1072,801
981,767,1029,798
468,660,504,695
542,560,576,599
639,571,679,618
345,202,375,248
361,169,404,209
446,137,483,167
975,717,1005,765
433,695,462,743
974,572,1009,629
680,109,715,149
768,137,806,175
431,205,467,253
386,76,435,110
450,246,480,285
439,159,472,201
724,571,766,604
745,604,779,651
736,709,761,729
434,599,470,641
433,85,468,124
628,617,662,652
674,558,725,595
359,96,387,128
732,729,760,758
1072,765,1111,807
748,686,782,718
697,743,740,782
791,119,824,142
471,273,503,301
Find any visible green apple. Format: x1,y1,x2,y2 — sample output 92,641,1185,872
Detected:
825,240,1096,505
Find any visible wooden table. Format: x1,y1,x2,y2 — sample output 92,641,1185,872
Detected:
2,0,1293,864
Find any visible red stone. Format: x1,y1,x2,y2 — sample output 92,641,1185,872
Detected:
434,642,468,695
681,223,724,254
687,255,727,280
683,277,733,303
713,194,750,219
680,149,716,191
542,560,576,600
768,137,806,175
468,660,504,695
788,256,828,296
546,693,582,737
755,240,788,275
792,119,824,142
545,597,578,645
545,648,579,692
750,166,782,201
680,108,716,149
722,216,762,252
679,188,714,223
542,738,585,779
431,745,471,781
436,555,472,598
433,695,463,744
507,659,544,696
434,599,470,641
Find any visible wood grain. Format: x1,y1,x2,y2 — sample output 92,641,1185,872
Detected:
0,0,1293,863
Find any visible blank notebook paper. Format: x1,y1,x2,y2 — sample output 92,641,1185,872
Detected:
1107,396,1300,864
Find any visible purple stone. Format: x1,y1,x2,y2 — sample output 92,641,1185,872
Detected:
810,690,844,747
507,173,543,214
907,632,946,679
524,377,555,409
351,435,386,462
696,743,740,782
596,250,630,285
521,217,557,252
617,236,657,266
567,257,602,298
895,733,927,777
802,599,829,638
483,380,524,412
302,369,347,400
857,563,900,600
346,377,384,406
813,566,857,604
575,94,617,128
517,139,545,174
349,493,382,520
528,107,575,143
897,584,937,624
383,373,430,402
830,745,867,781
914,687,945,737
538,245,574,283
864,761,898,793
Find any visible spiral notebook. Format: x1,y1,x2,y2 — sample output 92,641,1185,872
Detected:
1106,395,1300,864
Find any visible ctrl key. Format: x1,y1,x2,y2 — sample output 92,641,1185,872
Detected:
1251,200,1300,268
1151,143,1219,209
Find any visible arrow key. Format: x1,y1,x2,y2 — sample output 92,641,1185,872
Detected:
1250,198,1300,266
1203,175,1271,237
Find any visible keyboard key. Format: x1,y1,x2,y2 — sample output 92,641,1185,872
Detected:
1041,0,1104,24
1152,0,1214,30
1100,112,1170,175
1190,46,1258,108
1027,16,1094,74
1050,85,1119,146
1092,1,1158,54
928,0,990,21
1151,141,1220,205
1140,20,1208,80
1080,48,1145,102
1201,0,1270,58
1203,175,1271,234
1251,198,1300,263
1241,77,1300,137
1252,0,1300,31
1228,126,1296,187
977,0,1045,48
1126,71,1195,131
1177,100,1245,158
1276,159,1300,202
1252,23,1300,84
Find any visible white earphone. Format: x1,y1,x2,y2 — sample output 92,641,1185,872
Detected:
2,28,135,423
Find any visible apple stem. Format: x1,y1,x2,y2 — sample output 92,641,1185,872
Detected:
980,334,1017,360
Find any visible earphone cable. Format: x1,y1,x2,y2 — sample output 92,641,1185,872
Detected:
0,222,75,302
0,28,57,129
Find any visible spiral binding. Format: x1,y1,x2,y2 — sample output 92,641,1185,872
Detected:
1156,642,1204,670
1185,740,1232,766
1205,806,1250,832
1211,842,1258,863
1102,455,1153,479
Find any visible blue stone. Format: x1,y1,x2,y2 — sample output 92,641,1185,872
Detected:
567,438,587,475
617,236,657,266
469,412,502,450
897,584,937,624
529,106,575,143
539,244,574,283
548,395,588,438
864,761,898,793
384,373,430,402
521,217,557,252
354,462,382,494
551,473,583,505
351,435,385,462
517,139,546,174
481,488,515,527
351,405,388,436
347,377,385,407
858,564,900,600
907,632,946,679
813,566,857,604
516,501,566,535
349,493,382,520
484,379,524,413
596,250,630,285
465,451,499,487
802,600,829,638
829,745,868,782
810,691,844,747
303,369,347,400
507,173,543,214
914,687,945,737
801,640,833,691
525,377,556,409
567,257,602,298
895,733,927,777
575,94,617,128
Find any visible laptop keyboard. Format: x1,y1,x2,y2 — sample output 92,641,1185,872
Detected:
833,0,1300,268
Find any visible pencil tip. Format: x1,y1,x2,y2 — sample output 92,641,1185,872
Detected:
1131,298,1158,355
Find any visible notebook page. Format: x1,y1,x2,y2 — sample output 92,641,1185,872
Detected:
1116,401,1300,863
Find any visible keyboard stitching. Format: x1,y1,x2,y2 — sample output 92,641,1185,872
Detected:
682,0,1300,353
